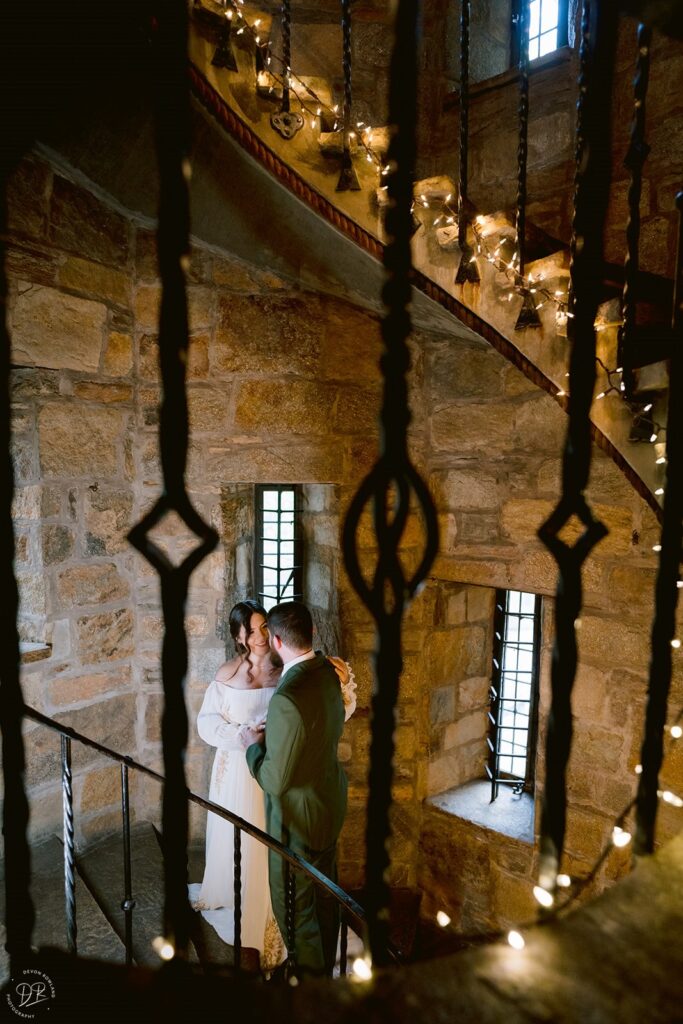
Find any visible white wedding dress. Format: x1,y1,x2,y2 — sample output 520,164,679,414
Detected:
188,681,286,971
188,665,357,972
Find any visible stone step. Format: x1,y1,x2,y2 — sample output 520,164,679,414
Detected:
75,821,199,968
0,834,126,986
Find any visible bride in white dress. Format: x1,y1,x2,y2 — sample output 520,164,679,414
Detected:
188,599,356,972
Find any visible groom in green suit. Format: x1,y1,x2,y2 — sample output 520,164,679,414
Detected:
244,601,348,976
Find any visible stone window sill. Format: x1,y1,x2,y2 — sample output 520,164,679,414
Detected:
426,778,535,844
444,46,574,110
20,642,52,665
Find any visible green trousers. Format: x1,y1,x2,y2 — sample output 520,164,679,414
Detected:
269,841,340,976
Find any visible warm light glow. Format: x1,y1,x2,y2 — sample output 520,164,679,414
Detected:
653,544,662,553
352,957,373,981
612,826,632,848
556,873,571,888
533,885,554,908
656,455,666,464
436,910,451,927
596,391,606,400
181,159,192,182
644,403,653,412
507,930,525,949
650,432,658,443
476,214,486,225
655,488,664,496
671,639,681,649
152,936,175,961
661,790,683,808
670,725,682,739
635,764,643,774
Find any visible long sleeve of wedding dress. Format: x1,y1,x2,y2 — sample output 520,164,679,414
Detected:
196,681,244,751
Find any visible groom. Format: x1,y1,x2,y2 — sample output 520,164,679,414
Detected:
244,600,348,977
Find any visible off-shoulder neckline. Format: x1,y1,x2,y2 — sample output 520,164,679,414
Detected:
212,680,278,691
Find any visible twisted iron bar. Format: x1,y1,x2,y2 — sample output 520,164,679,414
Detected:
342,0,438,963
120,763,136,966
281,0,291,112
618,22,652,400
61,735,77,954
128,0,218,958
514,0,540,329
536,0,616,892
233,825,242,968
455,0,479,284
634,191,683,854
337,0,360,191
0,172,34,967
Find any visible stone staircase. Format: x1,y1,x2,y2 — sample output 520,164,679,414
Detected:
188,0,670,514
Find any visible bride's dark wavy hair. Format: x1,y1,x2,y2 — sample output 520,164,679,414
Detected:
229,599,269,684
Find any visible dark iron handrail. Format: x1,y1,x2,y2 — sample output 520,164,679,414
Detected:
22,703,398,967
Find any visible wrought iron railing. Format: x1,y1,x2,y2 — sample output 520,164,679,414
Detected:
22,703,392,974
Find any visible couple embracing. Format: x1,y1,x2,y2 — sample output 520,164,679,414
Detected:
189,600,356,977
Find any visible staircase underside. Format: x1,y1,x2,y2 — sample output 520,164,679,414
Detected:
6,829,683,1023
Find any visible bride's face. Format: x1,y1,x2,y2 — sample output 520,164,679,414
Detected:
238,612,270,654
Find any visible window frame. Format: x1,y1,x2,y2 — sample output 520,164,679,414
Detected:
511,0,569,66
253,484,304,611
486,588,542,803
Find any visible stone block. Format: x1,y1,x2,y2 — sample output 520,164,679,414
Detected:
83,485,133,556
73,382,133,403
444,712,486,751
430,685,455,726
579,615,649,674
138,334,160,381
457,676,489,713
187,386,230,432
188,333,210,380
6,157,49,239
75,608,134,664
17,570,47,617
103,332,133,377
12,283,106,371
234,380,337,435
59,256,130,307
41,525,74,566
39,403,123,478
49,665,132,708
333,385,380,432
57,563,129,608
434,468,501,511
491,865,536,925
212,255,289,293
187,287,214,330
213,294,322,377
428,625,488,687
319,299,382,382
144,692,164,744
79,763,122,813
134,285,161,329
429,341,505,402
49,176,130,265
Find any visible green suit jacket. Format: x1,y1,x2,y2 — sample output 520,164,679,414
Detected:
246,654,347,853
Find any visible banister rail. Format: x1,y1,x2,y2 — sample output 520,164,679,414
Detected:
22,703,396,967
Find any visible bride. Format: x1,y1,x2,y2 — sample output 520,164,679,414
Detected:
188,599,356,972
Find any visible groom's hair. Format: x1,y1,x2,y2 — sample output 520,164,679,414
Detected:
268,601,313,651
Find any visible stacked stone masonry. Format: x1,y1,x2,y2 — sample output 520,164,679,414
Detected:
6,151,682,933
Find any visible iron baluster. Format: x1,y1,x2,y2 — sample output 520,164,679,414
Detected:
128,0,218,959
339,918,348,975
537,0,615,893
454,0,479,284
618,22,652,400
337,0,360,192
61,734,77,954
270,0,303,138
120,762,136,966
233,824,242,969
514,0,540,329
342,0,439,964
634,191,683,854
0,175,34,969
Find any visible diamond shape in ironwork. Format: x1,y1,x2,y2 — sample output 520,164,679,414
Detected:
537,493,608,567
128,492,218,582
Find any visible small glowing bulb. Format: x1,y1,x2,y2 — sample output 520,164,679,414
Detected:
635,764,643,774
656,455,666,465
670,725,682,739
181,158,192,182
226,8,233,19
653,544,662,553
556,873,571,888
507,930,525,950
612,826,631,848
533,885,554,908
596,391,606,400
655,487,664,495
476,214,486,225
445,193,452,202
671,639,681,649
152,936,175,960
643,403,653,412
678,581,683,589
352,957,373,981
650,433,658,443
661,790,683,808
555,290,564,297
557,389,566,397
436,910,451,927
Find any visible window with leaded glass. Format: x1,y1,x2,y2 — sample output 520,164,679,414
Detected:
487,589,542,802
254,485,303,611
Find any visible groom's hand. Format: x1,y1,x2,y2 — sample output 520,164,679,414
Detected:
240,725,265,749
